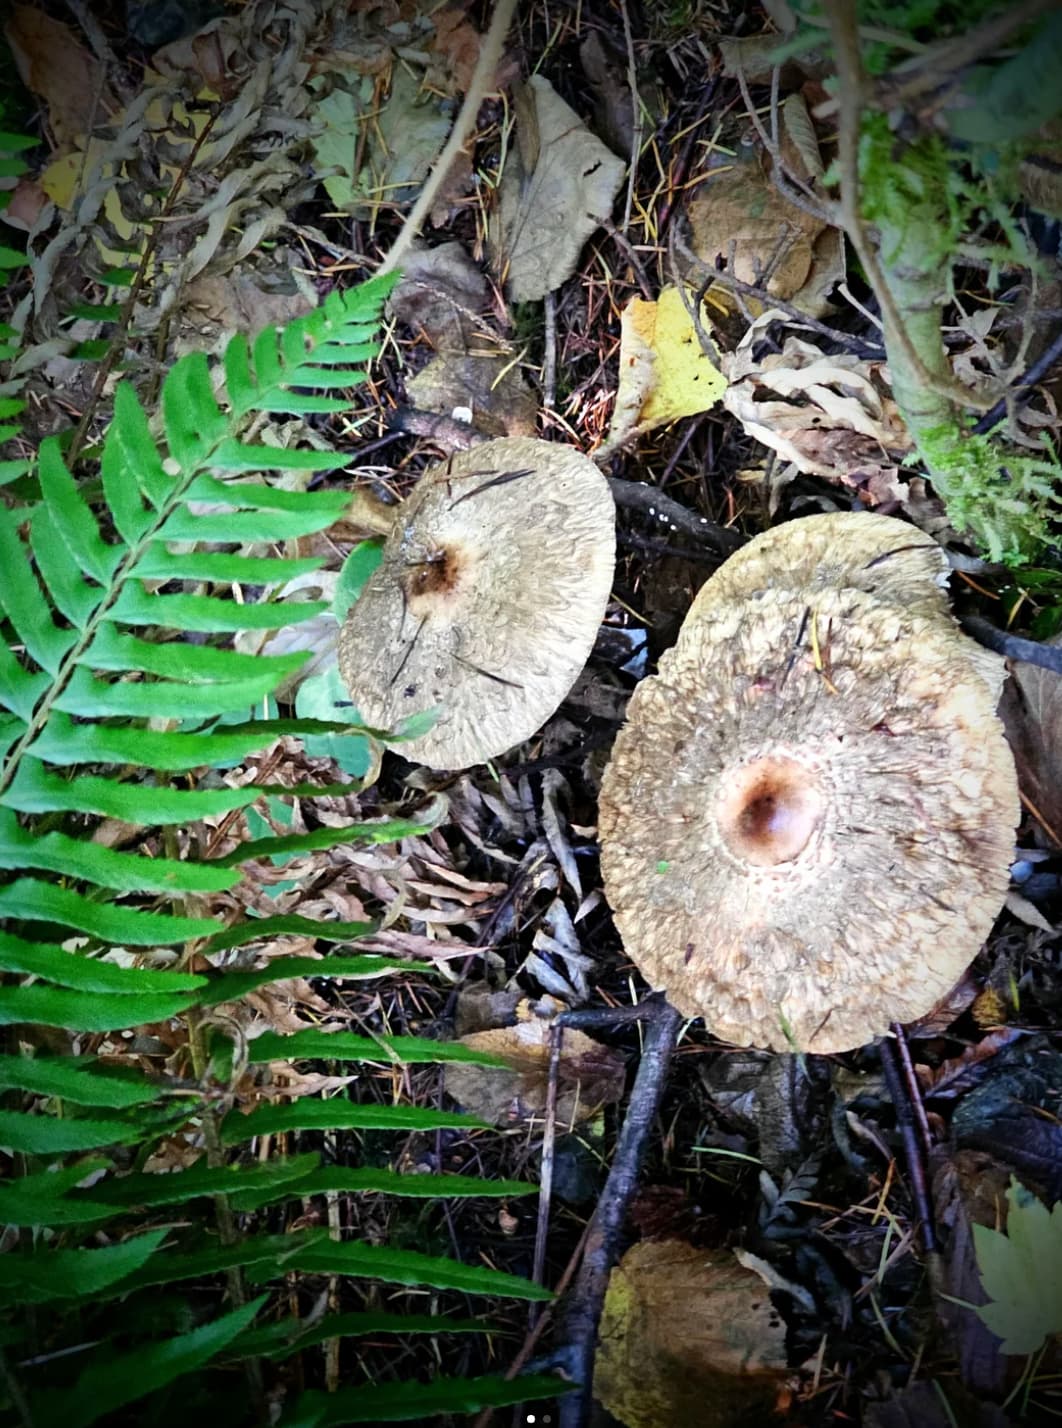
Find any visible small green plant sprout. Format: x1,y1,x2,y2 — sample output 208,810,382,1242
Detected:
973,1177,1062,1355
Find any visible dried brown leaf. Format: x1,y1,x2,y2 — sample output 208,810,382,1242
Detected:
998,640,1062,838
442,1017,625,1127
595,1240,788,1428
493,74,625,302
6,6,119,148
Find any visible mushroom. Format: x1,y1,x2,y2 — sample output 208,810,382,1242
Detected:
694,509,952,617
337,437,615,769
598,515,1019,1053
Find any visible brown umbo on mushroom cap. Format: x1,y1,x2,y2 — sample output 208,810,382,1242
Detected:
337,437,615,769
598,582,1019,1053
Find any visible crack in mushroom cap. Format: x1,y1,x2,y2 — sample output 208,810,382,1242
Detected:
337,437,616,769
598,586,1019,1053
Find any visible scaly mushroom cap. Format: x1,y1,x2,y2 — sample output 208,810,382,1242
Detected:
598,585,1019,1053
337,437,615,769
695,511,952,617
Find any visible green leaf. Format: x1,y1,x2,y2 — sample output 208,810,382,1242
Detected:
0,932,205,992
31,1295,267,1428
335,539,384,620
231,1167,537,1211
945,13,1062,143
231,1310,485,1362
0,640,47,720
56,666,292,720
206,439,349,475
212,809,441,866
88,1153,320,1208
158,506,341,543
0,1054,161,1107
110,583,329,632
974,1178,1062,1354
109,381,173,508
26,712,286,771
161,351,229,472
0,1162,118,1226
81,624,306,683
0,984,199,1030
281,1374,562,1426
219,1100,486,1144
0,877,218,944
131,546,324,583
0,1108,142,1153
0,816,237,894
6,756,260,821
248,1029,511,1067
29,504,101,627
117,1231,323,1293
294,666,375,774
199,954,419,1005
203,915,376,953
0,1230,167,1303
0,507,75,674
38,438,119,583
281,1240,552,1302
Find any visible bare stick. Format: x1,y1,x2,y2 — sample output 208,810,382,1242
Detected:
378,0,519,275
962,615,1062,674
556,997,683,1428
530,1023,563,1319
880,1028,937,1254
618,0,642,235
607,477,744,556
820,0,991,412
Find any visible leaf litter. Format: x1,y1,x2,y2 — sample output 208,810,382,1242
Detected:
6,0,1062,1423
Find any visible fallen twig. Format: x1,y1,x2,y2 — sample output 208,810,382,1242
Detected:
880,1027,937,1255
962,615,1062,674
378,0,519,275
555,995,683,1428
607,476,744,556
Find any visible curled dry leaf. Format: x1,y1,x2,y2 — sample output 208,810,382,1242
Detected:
997,635,1062,840
6,6,120,149
442,1017,625,1128
594,1239,789,1428
601,285,728,454
722,311,913,495
687,96,843,319
493,74,625,302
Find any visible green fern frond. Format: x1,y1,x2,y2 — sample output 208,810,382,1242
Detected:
0,132,33,489
0,268,557,1425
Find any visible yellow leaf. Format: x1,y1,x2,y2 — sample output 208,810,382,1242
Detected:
603,285,726,453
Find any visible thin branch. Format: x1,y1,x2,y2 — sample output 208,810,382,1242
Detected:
672,228,886,359
962,615,1062,674
607,476,744,556
618,0,642,236
972,322,1062,435
556,997,683,1428
819,0,992,412
874,0,1061,105
378,0,519,275
880,1028,937,1255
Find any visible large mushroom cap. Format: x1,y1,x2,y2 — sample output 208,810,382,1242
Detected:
598,582,1019,1053
694,511,952,618
337,437,615,769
